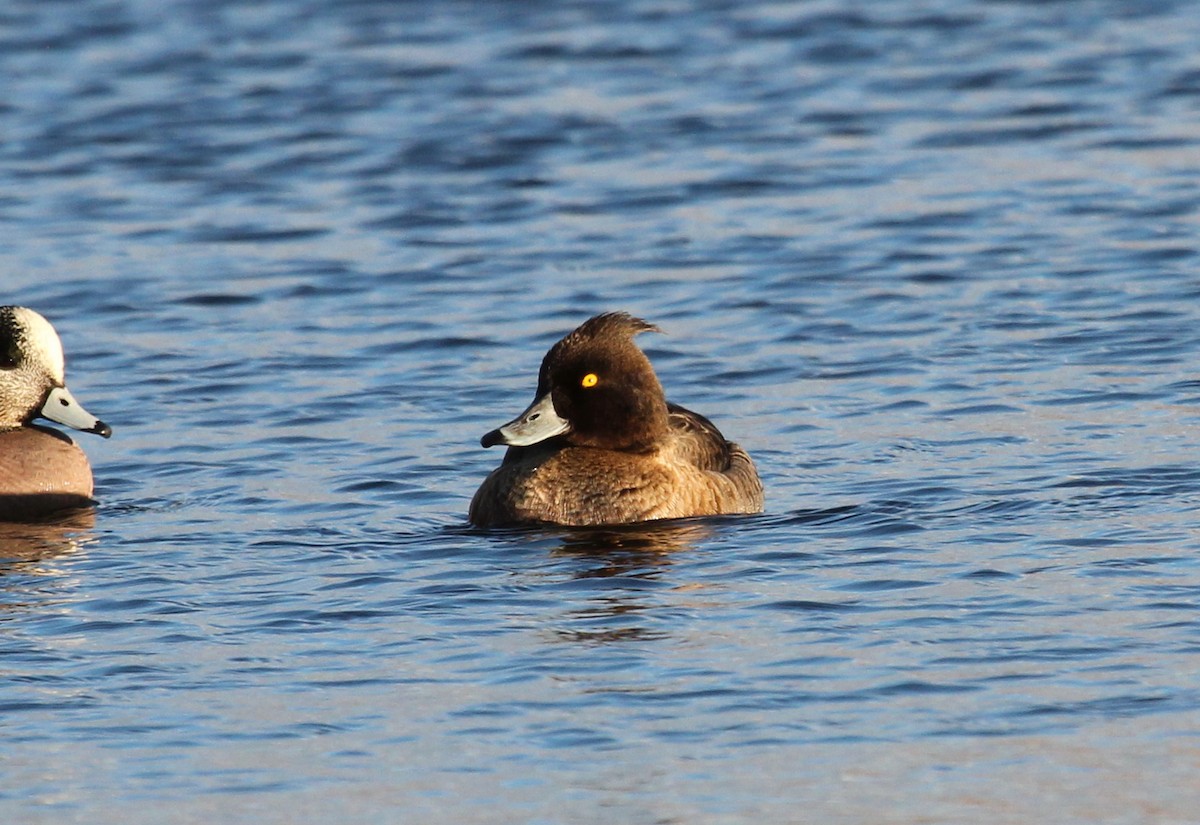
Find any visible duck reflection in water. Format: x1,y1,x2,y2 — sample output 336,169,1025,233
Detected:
553,519,715,567
0,508,97,578
547,520,717,645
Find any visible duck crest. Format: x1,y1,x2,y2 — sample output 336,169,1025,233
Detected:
563,312,660,345
535,312,661,398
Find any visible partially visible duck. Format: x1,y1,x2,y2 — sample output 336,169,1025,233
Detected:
469,312,763,527
0,307,111,520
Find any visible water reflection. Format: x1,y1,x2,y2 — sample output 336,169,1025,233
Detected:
553,519,714,569
546,520,717,645
0,509,96,574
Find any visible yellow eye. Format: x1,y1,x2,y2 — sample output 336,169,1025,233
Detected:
581,373,599,388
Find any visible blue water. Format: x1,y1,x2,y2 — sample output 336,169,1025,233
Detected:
3,0,1200,821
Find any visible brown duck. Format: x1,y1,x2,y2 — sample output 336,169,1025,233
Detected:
470,312,763,527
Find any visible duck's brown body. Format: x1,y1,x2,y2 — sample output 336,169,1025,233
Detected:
0,426,95,520
470,408,762,526
469,313,763,527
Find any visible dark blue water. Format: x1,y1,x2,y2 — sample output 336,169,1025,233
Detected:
4,0,1200,821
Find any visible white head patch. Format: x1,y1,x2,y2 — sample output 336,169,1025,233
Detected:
11,306,66,382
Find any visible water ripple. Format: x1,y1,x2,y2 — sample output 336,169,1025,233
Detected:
4,0,1200,822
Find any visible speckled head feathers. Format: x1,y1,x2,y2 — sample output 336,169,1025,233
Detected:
0,306,110,437
1,306,66,383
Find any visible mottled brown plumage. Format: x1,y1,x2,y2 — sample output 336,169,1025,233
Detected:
470,312,763,527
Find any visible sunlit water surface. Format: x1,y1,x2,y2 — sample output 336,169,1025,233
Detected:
3,1,1200,822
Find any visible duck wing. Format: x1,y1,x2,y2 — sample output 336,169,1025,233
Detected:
666,402,735,472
